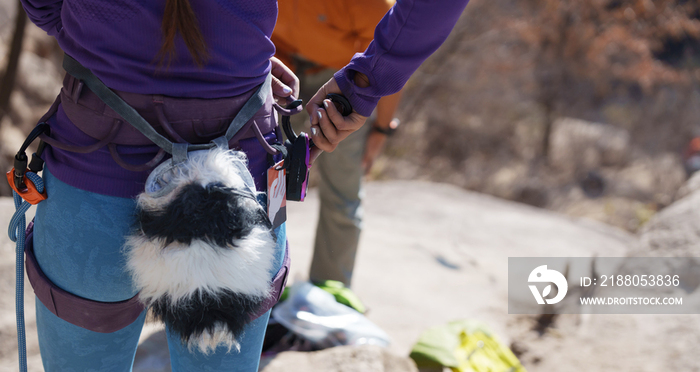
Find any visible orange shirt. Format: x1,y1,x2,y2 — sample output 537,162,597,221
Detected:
272,0,395,70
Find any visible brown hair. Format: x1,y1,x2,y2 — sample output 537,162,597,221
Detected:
158,0,209,67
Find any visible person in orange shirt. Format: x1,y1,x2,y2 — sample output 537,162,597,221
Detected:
273,0,402,289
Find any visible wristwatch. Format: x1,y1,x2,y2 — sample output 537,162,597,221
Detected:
372,118,400,136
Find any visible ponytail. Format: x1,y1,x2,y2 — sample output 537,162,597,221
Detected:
159,0,209,67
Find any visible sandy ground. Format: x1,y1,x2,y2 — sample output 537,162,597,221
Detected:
0,181,698,371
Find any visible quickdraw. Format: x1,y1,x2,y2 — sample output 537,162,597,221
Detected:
7,123,50,204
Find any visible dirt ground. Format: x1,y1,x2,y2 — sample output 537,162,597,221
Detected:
1,180,697,371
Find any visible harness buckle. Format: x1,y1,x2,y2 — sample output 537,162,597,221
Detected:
6,169,47,205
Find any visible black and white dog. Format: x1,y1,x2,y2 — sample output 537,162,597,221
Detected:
125,149,276,354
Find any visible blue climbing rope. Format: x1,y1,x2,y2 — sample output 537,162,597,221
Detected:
8,171,44,372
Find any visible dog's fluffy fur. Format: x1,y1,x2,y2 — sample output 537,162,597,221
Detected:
125,149,275,354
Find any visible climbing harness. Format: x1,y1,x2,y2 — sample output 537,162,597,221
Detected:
62,54,290,353
6,53,352,369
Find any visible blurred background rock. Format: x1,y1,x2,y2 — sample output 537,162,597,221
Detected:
1,0,699,231
378,0,700,232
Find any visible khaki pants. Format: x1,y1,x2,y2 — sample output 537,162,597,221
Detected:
292,69,370,287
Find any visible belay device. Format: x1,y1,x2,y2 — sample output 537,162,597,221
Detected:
281,93,352,201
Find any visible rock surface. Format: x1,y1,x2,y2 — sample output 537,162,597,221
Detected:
260,345,417,372
636,177,700,257
549,117,631,174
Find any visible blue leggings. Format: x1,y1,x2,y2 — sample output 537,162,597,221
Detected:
33,169,285,371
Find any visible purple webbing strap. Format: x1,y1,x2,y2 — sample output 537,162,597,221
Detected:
252,241,291,320
38,119,123,153
24,223,145,333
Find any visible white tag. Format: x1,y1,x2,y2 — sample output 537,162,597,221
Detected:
267,160,287,229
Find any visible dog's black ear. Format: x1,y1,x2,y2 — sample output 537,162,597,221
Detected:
138,182,271,247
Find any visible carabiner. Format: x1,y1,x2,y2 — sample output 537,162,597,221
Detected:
6,169,47,205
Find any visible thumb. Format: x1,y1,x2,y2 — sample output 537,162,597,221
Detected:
271,76,293,98
322,98,345,129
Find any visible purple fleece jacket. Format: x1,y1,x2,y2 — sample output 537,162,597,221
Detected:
21,0,470,115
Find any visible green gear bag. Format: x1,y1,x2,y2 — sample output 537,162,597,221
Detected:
277,280,367,314
410,320,526,372
313,280,366,314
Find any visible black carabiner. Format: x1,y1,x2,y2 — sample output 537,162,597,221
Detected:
281,99,303,144
281,94,352,146
13,123,50,191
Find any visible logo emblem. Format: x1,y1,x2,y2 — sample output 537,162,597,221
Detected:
528,265,568,304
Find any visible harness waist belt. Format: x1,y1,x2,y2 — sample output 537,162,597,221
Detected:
60,74,277,146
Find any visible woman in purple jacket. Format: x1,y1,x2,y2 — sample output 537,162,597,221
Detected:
19,0,469,370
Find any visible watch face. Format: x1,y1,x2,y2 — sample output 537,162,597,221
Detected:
389,118,401,130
